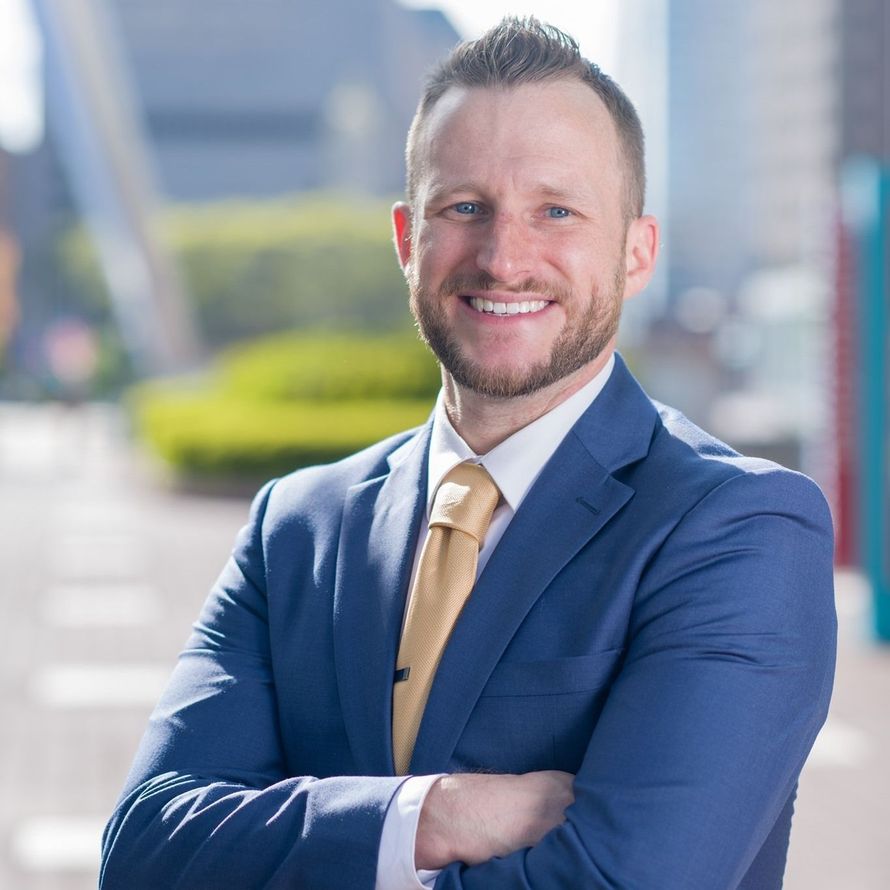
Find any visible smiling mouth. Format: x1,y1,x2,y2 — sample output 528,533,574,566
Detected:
467,297,551,316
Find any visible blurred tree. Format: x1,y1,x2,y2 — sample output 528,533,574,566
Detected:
59,193,412,352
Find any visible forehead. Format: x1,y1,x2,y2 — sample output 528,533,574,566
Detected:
414,80,624,202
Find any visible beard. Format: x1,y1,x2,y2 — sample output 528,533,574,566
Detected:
408,267,625,399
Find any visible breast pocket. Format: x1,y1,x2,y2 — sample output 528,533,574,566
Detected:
455,650,625,774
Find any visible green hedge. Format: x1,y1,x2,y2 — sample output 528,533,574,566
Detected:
133,391,432,479
131,330,439,486
219,331,440,401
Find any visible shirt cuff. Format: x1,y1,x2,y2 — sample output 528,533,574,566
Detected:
376,774,446,890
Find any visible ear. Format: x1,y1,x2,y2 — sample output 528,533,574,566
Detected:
622,214,659,300
392,202,413,270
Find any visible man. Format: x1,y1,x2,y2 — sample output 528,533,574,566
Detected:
101,18,836,890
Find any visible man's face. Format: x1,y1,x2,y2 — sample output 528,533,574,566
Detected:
395,80,645,400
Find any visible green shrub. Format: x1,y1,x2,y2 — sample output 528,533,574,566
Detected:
218,331,440,401
130,329,440,486
132,388,433,480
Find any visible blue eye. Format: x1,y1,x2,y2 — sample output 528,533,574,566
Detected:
454,202,479,214
547,206,571,218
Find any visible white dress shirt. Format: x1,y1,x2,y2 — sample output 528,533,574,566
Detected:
375,354,615,890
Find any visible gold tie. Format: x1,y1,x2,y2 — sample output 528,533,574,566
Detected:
391,461,500,775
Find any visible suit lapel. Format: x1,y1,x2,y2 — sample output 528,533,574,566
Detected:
410,355,659,773
332,425,430,775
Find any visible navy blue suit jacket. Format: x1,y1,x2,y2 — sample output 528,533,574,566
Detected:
101,355,836,889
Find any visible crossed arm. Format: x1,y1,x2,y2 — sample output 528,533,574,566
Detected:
100,469,836,889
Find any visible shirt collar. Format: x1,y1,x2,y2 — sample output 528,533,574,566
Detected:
426,353,615,516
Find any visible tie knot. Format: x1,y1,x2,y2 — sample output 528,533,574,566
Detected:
429,462,500,545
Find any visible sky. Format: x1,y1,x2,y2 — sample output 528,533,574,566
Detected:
0,0,42,152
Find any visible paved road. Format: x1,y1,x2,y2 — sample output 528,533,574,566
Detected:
0,403,886,889
0,404,249,890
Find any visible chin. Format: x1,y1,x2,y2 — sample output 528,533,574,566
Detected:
444,356,563,400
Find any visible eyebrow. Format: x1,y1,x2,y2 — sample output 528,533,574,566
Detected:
535,186,580,204
423,182,480,206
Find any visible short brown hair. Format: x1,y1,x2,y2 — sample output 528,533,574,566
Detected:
405,17,646,221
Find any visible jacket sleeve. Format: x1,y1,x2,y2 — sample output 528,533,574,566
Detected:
99,480,406,890
434,468,837,890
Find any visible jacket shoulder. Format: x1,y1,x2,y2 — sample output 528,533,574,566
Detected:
645,399,831,527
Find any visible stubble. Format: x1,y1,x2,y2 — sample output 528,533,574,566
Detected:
408,268,625,399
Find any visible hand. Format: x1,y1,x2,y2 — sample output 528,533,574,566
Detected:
414,770,575,870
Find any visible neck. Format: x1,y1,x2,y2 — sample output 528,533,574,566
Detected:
441,346,615,454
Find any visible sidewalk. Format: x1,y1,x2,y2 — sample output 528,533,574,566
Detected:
0,403,887,888
0,403,251,890
784,568,890,889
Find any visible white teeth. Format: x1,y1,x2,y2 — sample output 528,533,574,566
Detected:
467,297,549,316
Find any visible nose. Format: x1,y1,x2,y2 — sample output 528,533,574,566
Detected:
474,215,531,283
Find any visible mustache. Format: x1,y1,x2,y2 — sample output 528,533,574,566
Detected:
435,272,572,302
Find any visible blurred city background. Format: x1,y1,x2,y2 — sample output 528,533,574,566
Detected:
0,0,887,887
